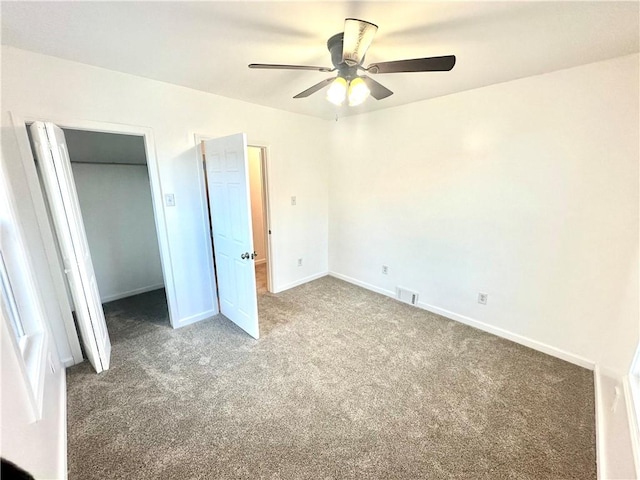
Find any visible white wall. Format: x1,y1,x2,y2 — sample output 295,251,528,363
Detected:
71,162,164,302
1,46,328,477
1,45,329,354
330,53,638,377
329,54,639,476
1,319,66,479
0,161,66,479
248,147,266,264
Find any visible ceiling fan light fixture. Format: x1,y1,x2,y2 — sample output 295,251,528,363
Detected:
342,18,378,66
326,76,348,105
347,77,370,106
250,18,455,106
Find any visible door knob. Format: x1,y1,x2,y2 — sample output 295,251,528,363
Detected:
241,252,250,260
251,251,258,260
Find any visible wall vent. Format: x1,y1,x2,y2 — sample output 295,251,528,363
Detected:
396,286,419,306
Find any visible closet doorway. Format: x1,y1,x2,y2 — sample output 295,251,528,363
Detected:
27,124,170,371
57,129,165,304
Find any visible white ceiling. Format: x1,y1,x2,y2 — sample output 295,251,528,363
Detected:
2,1,638,120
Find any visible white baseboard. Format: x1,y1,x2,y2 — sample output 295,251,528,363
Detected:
417,300,595,370
624,374,640,478
101,283,165,303
59,356,75,368
59,369,68,480
594,365,605,480
594,368,638,479
329,271,595,370
173,308,218,329
273,271,328,293
329,271,396,298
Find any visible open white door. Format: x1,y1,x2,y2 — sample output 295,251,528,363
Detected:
30,122,111,373
204,134,259,339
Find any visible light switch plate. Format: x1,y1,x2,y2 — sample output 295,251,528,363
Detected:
165,193,176,207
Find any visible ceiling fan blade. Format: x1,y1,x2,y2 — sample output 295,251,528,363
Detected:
342,18,378,66
361,76,393,100
249,63,334,72
293,77,336,98
367,55,456,74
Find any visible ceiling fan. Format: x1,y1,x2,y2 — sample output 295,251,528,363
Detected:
249,18,456,107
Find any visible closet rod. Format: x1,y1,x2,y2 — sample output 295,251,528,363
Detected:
70,161,147,166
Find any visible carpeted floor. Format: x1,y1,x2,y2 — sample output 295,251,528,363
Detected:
255,263,268,295
67,277,596,479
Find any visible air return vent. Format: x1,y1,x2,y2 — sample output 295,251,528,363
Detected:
396,286,419,306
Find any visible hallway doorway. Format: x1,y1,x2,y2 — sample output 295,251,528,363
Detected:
248,145,271,296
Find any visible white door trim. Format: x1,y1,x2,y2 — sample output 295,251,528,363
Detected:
253,145,274,293
10,112,178,364
193,133,219,316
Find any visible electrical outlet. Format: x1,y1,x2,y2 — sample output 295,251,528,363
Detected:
298,258,303,267
478,293,488,305
291,196,297,206
382,265,389,275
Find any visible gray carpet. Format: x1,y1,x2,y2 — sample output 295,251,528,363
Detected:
67,277,596,479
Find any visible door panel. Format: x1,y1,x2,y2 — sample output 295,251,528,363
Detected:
30,121,111,373
204,134,259,339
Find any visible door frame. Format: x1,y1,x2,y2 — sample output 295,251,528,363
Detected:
10,112,178,365
254,145,274,293
194,134,275,295
193,134,220,314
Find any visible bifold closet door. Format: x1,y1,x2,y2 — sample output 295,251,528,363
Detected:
30,121,111,373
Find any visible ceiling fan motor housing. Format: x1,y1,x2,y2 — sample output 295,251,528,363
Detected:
327,33,359,80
